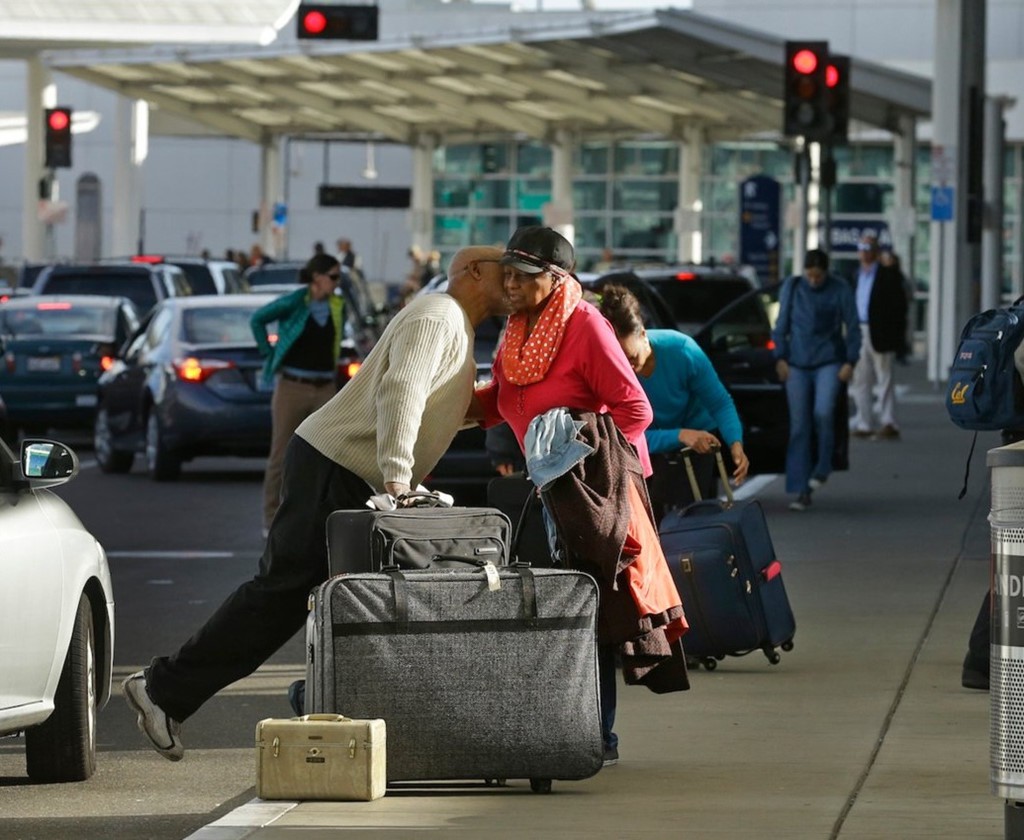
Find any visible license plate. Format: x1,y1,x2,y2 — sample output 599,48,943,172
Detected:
26,355,61,373
75,394,98,407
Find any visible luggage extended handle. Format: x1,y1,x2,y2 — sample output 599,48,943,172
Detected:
385,565,539,629
678,444,735,506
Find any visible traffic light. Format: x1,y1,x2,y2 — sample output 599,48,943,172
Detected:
44,107,72,169
296,4,378,40
825,55,851,144
783,41,829,140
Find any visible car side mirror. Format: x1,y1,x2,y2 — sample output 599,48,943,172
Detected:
21,439,79,488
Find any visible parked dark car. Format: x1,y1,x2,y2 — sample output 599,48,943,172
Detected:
104,255,247,296
93,294,278,480
0,295,139,439
243,262,304,296
32,263,192,318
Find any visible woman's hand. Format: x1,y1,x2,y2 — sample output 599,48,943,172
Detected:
838,362,854,383
679,428,718,454
730,442,750,485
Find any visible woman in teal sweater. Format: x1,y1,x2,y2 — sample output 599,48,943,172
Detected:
251,253,345,535
599,285,749,516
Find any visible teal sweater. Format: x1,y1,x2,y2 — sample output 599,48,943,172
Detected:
640,330,744,454
251,287,344,385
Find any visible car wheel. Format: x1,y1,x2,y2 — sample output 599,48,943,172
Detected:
94,407,134,473
25,594,97,783
146,412,181,481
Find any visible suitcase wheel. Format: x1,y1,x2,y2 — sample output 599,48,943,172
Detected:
529,778,553,794
765,649,781,665
701,657,718,672
484,778,507,787
781,640,794,652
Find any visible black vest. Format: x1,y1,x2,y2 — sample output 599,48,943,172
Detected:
282,314,335,372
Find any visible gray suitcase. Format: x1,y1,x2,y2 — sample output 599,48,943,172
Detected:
326,508,511,575
306,565,603,792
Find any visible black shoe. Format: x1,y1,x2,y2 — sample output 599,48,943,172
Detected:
602,745,619,767
288,679,306,716
961,655,989,691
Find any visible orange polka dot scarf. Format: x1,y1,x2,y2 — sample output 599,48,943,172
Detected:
501,270,583,386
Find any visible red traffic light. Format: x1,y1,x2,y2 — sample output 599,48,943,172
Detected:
792,49,819,75
301,9,327,35
47,110,70,132
825,64,840,88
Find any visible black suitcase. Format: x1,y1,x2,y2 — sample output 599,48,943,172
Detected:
306,565,604,791
486,476,555,567
325,506,511,575
659,448,796,670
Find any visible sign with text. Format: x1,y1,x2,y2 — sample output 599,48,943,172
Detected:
829,219,892,253
738,175,781,285
318,185,411,209
931,186,955,222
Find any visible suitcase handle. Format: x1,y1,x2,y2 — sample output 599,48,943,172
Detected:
294,713,354,722
385,566,539,628
677,444,735,506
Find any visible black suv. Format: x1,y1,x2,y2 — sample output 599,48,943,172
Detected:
33,263,192,317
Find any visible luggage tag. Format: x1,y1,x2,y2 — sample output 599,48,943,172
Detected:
483,560,502,591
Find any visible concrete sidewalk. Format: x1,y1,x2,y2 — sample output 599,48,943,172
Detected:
192,360,1003,839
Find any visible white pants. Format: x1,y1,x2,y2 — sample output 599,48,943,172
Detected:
850,323,897,431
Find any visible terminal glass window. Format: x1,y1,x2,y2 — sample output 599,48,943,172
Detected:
615,141,678,176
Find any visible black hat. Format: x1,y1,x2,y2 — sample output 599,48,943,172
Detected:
500,226,576,274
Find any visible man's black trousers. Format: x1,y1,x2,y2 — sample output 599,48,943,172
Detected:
147,436,371,722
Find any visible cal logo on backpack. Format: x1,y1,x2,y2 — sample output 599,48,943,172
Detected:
946,302,1024,431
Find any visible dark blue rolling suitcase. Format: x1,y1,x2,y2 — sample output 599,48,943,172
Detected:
659,449,796,670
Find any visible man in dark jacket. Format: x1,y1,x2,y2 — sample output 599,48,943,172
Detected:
849,234,909,439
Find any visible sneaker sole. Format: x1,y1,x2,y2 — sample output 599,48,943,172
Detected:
122,676,184,761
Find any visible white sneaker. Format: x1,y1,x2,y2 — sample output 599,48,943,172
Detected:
122,671,184,761
808,475,827,491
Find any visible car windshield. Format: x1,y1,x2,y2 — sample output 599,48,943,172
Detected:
645,277,756,333
247,266,301,287
182,307,260,345
42,273,158,315
0,302,116,339
175,263,218,295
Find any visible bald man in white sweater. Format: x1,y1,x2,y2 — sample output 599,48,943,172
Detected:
123,246,509,761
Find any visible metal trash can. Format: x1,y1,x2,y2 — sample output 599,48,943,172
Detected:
988,442,1024,838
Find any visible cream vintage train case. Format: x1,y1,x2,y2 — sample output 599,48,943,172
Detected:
255,714,386,801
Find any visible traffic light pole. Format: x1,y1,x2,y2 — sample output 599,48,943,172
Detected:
821,142,836,257
794,144,810,268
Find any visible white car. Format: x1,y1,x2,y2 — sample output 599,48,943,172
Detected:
0,438,114,782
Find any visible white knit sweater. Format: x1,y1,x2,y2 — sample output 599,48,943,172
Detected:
296,293,476,490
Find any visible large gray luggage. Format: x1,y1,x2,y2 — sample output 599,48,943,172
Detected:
307,565,603,792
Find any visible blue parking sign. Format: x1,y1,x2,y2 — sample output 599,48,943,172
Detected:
931,186,954,222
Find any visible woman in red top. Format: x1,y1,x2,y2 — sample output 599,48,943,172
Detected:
474,227,653,474
472,226,658,766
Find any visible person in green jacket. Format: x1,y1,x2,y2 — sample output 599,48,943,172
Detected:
251,253,344,536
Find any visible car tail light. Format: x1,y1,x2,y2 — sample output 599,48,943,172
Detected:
72,351,83,373
267,332,279,345
38,301,72,310
100,355,115,371
675,272,697,281
4,352,13,373
132,254,164,264
0,293,9,303
344,361,361,379
174,356,235,383
765,338,776,351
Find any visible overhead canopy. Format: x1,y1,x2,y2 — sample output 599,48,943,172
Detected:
45,8,932,146
0,0,299,55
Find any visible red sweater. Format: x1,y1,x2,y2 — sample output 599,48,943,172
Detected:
477,300,653,476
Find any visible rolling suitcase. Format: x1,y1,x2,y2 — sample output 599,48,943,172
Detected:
306,565,604,792
659,448,796,670
326,505,511,575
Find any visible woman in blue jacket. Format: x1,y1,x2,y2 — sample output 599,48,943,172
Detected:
251,253,345,536
772,249,861,511
599,284,749,520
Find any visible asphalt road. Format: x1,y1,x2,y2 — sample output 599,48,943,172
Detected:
0,445,303,840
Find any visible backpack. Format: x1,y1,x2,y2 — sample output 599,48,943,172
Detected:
946,300,1024,431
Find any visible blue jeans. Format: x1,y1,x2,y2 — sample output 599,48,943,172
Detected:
784,363,841,494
